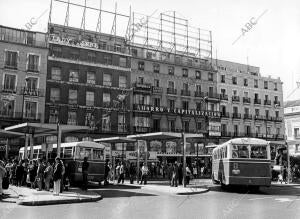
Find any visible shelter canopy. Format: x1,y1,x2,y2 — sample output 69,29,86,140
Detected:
94,137,136,144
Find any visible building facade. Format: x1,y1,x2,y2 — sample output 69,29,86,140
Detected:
215,59,285,142
284,99,300,155
45,24,132,142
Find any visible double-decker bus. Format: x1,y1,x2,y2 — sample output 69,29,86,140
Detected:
212,138,271,189
19,141,106,185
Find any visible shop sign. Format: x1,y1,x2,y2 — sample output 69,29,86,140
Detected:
49,34,98,50
208,121,221,136
126,151,157,160
134,104,221,118
166,141,177,153
150,140,162,152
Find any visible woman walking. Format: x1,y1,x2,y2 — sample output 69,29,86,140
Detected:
44,161,53,191
0,160,7,197
53,157,62,196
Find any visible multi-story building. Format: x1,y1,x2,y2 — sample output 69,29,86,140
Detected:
214,59,285,142
45,24,132,142
0,25,48,156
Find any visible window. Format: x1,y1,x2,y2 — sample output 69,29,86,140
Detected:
3,74,16,91
138,61,145,71
265,110,269,118
245,126,251,135
168,120,175,132
208,73,213,81
50,88,60,102
134,94,150,105
154,79,160,87
0,99,14,117
153,119,160,132
221,75,225,83
52,46,62,57
232,77,237,84
233,106,238,114
182,101,189,110
49,108,58,124
209,87,214,96
244,78,248,86
51,67,61,80
87,52,96,62
87,72,96,84
264,81,268,89
118,114,125,132
131,49,138,57
153,63,160,73
119,76,127,88
275,111,279,118
86,91,94,106
234,125,239,135
244,108,249,115
196,122,202,131
153,98,160,107
295,128,299,138
254,79,258,88
265,95,269,100
196,102,202,111
296,145,300,153
196,71,201,79
115,44,121,52
182,68,188,77
4,51,18,68
25,77,38,91
99,41,107,50
169,99,175,110
27,54,39,72
137,77,144,84
267,127,271,135
255,109,260,116
70,50,79,60
274,82,278,91
250,146,267,159
68,89,77,104
221,89,226,95
232,145,249,158
104,55,112,65
183,83,188,91
134,116,150,127
168,81,175,89
233,90,237,96
196,85,201,93
69,70,79,82
103,74,112,86
24,101,37,119
119,57,127,67
168,66,174,75
103,93,111,104
254,93,259,100
256,126,261,134
183,121,189,132
276,128,280,135
67,111,77,125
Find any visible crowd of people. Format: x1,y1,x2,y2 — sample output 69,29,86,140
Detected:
0,156,90,197
103,160,204,186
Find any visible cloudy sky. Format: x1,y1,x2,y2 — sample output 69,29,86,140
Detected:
1,0,299,99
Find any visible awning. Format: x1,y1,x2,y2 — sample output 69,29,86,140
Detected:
94,137,136,144
0,129,24,139
127,132,204,141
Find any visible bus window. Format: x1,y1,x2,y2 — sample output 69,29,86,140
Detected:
64,147,73,158
77,147,92,159
232,145,249,158
251,145,267,159
93,149,104,160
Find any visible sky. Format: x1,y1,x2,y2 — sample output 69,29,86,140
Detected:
0,0,299,100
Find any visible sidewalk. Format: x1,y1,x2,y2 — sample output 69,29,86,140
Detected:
2,186,102,206
119,178,211,195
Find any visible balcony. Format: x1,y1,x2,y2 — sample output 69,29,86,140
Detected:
152,86,163,94
133,82,152,93
1,87,16,94
167,88,177,95
221,131,232,137
134,126,150,133
244,114,252,120
232,113,241,119
4,63,18,70
232,96,240,102
274,134,285,140
27,65,39,73
181,89,191,96
264,100,271,105
102,124,111,132
221,112,230,118
118,124,128,133
220,94,228,100
272,117,283,122
19,87,45,97
254,115,265,120
274,101,281,107
207,92,220,99
243,97,251,104
266,116,273,121
194,91,205,98
254,99,261,104
0,111,41,122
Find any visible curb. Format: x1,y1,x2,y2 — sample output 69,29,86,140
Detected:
16,195,102,206
176,187,210,195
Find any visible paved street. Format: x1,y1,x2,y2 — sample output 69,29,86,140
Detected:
1,182,300,219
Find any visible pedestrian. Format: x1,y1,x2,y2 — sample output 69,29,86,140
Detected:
44,161,53,191
178,163,183,185
186,165,192,185
104,161,110,185
60,160,65,193
129,163,136,184
16,160,24,187
0,160,7,197
283,165,288,184
140,163,148,185
82,157,89,190
53,157,62,196
171,162,178,187
36,159,45,191
118,162,125,184
115,162,120,182
29,160,37,189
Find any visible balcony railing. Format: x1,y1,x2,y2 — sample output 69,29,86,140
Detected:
254,115,265,120
220,94,228,100
274,101,281,106
134,126,150,133
232,113,241,119
221,112,230,118
27,65,39,72
243,97,251,104
167,88,177,95
264,100,271,105
4,63,18,70
181,90,191,96
194,91,205,97
243,114,252,120
152,86,163,94
133,82,152,89
232,96,240,102
19,87,45,97
0,111,41,121
266,116,273,121
272,117,283,122
254,99,261,104
207,92,220,99
1,87,17,94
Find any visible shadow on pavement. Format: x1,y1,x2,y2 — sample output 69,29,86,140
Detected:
91,189,157,198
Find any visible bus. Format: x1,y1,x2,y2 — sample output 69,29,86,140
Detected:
19,141,106,185
211,138,271,189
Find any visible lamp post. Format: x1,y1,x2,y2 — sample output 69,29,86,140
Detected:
21,78,29,121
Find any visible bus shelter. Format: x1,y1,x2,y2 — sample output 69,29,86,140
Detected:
5,122,89,159
0,129,24,159
127,132,203,187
